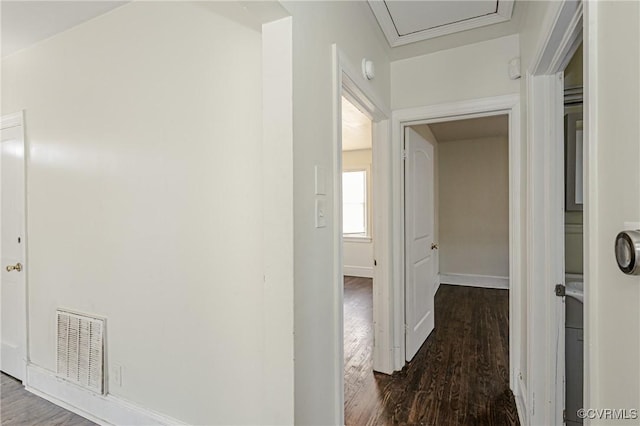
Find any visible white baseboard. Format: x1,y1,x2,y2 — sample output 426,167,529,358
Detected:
343,265,373,278
439,273,509,289
25,364,186,426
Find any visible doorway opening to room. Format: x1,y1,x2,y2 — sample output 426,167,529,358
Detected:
341,95,377,423
400,114,517,424
385,94,522,424
332,47,392,426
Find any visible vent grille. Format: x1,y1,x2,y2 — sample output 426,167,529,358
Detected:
56,310,105,394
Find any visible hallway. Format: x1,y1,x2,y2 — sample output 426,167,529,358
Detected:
344,277,518,425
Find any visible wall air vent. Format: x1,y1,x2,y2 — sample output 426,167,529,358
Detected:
56,310,105,394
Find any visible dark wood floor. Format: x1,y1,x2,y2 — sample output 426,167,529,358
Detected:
344,277,519,426
1,373,96,426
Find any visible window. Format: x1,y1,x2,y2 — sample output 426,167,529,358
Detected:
342,170,368,236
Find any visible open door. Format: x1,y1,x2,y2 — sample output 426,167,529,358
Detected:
404,127,437,362
1,115,27,381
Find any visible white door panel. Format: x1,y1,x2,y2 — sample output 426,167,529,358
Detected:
1,120,26,381
405,127,436,362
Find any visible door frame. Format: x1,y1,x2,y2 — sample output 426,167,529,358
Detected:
525,1,583,424
331,45,392,423
391,94,523,404
1,110,29,381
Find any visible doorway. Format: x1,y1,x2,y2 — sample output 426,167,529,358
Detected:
1,112,27,382
406,115,514,419
405,114,512,364
341,95,376,420
391,95,523,414
332,46,393,425
342,104,520,423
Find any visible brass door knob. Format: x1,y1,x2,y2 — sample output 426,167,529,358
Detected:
6,263,22,272
431,243,439,250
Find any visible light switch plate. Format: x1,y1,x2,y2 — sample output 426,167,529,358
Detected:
315,165,327,195
315,199,327,228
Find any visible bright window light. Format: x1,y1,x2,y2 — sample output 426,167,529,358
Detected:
343,170,367,235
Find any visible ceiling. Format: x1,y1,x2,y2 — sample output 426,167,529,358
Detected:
1,1,128,58
425,115,509,142
342,97,372,152
1,1,291,58
0,1,523,65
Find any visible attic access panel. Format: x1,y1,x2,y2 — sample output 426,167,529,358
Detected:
369,0,514,47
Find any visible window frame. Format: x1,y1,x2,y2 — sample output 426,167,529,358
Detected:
342,165,371,242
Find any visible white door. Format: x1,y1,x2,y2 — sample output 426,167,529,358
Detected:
1,114,26,381
404,127,437,361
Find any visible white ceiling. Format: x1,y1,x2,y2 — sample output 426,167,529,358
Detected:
425,115,509,142
342,97,372,152
1,2,290,58
1,1,128,58
1,1,524,62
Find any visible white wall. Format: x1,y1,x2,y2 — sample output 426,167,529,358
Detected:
261,16,295,424
586,0,640,416
438,136,510,279
391,34,520,109
1,3,278,424
279,1,391,423
343,149,373,278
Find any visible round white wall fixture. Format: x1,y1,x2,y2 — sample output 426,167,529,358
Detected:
362,59,375,80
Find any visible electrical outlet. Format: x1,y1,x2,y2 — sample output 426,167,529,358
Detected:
112,363,123,387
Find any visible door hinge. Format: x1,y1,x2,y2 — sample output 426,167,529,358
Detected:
404,323,409,334
402,149,408,160
374,259,377,266
563,409,567,422
555,284,566,297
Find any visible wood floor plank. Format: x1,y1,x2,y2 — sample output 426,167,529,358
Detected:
1,373,96,426
344,278,519,426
